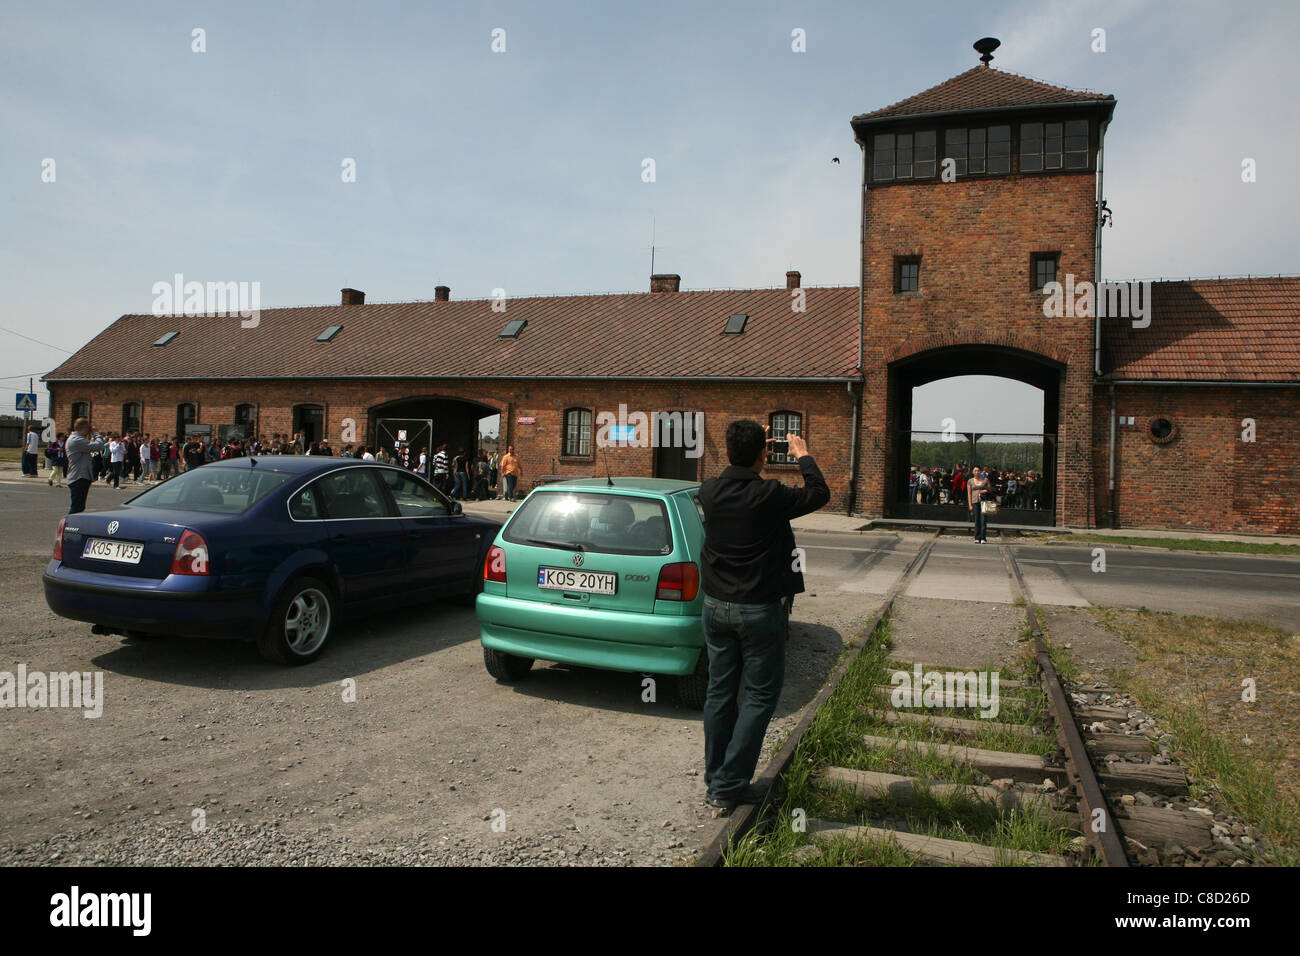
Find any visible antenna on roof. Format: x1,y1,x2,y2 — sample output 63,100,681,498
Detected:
974,37,1000,65
649,216,656,276
605,455,614,487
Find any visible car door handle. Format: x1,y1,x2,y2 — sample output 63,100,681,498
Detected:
330,534,348,544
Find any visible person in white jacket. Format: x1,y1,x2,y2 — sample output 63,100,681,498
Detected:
108,436,125,488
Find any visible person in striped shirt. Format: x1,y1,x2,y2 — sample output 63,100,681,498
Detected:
432,443,450,494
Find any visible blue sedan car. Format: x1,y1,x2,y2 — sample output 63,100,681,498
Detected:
44,456,499,664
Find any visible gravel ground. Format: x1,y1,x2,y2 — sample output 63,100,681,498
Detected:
885,596,1029,671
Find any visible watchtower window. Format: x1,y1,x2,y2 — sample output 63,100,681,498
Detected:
944,125,1010,176
1021,120,1089,172
872,131,936,182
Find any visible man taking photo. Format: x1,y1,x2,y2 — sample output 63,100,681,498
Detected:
698,419,829,812
65,418,105,515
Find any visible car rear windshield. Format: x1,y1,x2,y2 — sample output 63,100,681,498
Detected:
503,491,673,556
126,466,296,514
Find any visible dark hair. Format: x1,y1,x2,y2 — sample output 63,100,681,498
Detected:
725,419,766,467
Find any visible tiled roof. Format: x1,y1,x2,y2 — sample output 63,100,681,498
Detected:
44,287,862,382
853,66,1113,123
1101,278,1300,381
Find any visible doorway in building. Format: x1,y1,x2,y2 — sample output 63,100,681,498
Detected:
368,395,500,468
293,404,325,447
889,347,1062,527
651,411,700,481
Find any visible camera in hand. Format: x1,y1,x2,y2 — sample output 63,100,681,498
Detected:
769,439,789,455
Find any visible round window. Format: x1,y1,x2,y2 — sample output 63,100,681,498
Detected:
1147,417,1178,445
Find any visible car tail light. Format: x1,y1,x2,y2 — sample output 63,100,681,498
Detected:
53,516,66,561
656,562,699,602
484,545,507,583
171,529,210,575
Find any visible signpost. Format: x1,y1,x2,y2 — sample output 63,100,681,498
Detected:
15,393,37,413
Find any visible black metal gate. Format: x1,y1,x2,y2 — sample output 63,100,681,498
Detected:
374,418,433,471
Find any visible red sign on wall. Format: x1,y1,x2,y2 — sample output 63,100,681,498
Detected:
516,416,537,425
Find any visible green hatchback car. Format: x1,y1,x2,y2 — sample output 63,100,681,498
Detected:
475,478,709,707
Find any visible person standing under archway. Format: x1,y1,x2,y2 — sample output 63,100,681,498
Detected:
967,466,990,543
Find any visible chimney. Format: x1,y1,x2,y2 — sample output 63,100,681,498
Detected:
650,273,681,293
786,271,801,290
341,288,365,306
434,285,450,302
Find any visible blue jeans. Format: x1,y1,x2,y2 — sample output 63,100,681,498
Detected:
701,595,788,800
972,502,987,540
504,474,518,500
452,472,469,498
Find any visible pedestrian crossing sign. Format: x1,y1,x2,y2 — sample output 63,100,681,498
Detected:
15,393,37,412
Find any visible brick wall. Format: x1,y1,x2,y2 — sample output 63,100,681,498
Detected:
1092,385,1300,535
48,378,858,510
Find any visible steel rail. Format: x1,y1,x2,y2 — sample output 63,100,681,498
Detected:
1002,545,1129,867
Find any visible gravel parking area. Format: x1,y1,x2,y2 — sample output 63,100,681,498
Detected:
0,487,889,866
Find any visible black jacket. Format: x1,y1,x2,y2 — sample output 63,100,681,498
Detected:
699,456,830,604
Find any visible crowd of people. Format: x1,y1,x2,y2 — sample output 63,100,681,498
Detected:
33,421,521,505
413,443,523,501
908,463,1045,510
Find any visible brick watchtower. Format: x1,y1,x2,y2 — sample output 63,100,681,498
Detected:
851,38,1116,527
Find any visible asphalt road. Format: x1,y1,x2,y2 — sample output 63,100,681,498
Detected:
6,477,1296,628
796,529,1300,633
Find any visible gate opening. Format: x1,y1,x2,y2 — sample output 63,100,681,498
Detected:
889,348,1062,527
367,396,500,470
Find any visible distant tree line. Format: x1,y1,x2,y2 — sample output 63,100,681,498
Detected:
908,439,1045,473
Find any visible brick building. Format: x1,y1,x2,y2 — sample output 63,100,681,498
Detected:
44,44,1300,534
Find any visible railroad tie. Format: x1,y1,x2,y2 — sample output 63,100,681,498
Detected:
860,733,1068,787
816,766,1072,826
808,819,1069,867
881,709,1042,738
886,662,1031,689
872,684,1038,713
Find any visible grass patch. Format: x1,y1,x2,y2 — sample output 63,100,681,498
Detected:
1092,607,1300,864
1045,533,1300,556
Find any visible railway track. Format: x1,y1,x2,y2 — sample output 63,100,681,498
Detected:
697,531,1211,867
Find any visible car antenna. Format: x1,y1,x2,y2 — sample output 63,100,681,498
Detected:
605,457,614,487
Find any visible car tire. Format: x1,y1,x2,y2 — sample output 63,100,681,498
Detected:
258,576,335,665
674,648,710,710
483,645,533,682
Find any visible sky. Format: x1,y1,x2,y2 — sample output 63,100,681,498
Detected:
2,0,1297,433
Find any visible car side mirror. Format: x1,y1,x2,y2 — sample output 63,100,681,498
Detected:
450,501,463,515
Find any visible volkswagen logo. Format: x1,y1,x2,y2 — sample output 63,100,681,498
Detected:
572,553,584,567
106,521,119,535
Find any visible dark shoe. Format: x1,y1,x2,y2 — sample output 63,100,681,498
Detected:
705,793,738,812
706,782,774,811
